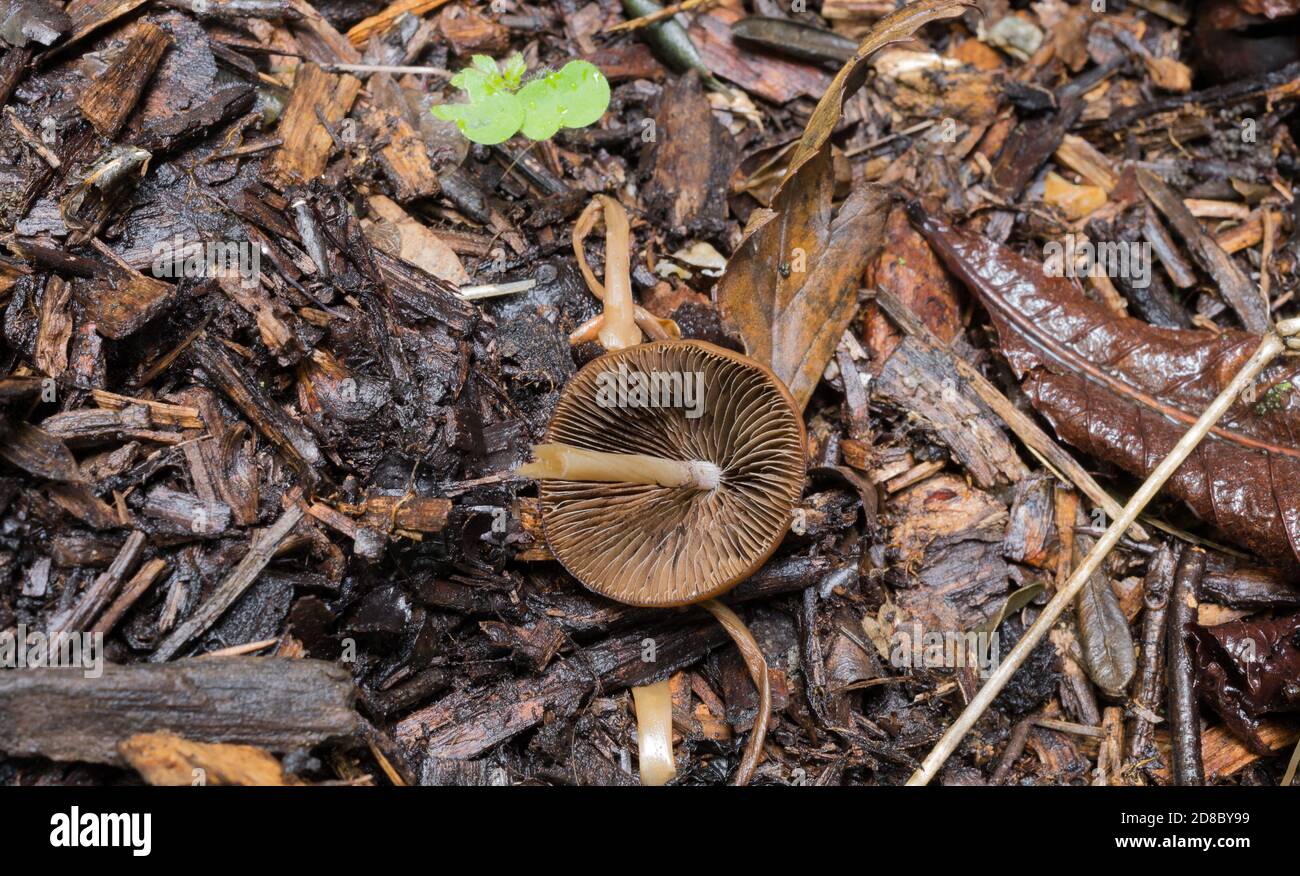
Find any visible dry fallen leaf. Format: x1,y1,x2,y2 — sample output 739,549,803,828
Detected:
364,195,470,286
715,0,970,409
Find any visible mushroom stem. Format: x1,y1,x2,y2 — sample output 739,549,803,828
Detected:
517,443,721,491
701,599,770,787
572,195,642,350
631,679,677,786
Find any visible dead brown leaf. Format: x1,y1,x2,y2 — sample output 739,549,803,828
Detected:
715,0,970,409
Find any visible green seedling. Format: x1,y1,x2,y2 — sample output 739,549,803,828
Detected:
432,54,610,145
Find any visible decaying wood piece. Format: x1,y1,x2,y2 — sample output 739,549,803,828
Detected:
55,530,146,633
188,336,322,481
75,264,177,341
1127,543,1176,769
75,19,171,138
150,505,305,661
1169,546,1207,785
1151,720,1299,783
641,71,735,236
396,621,727,760
1137,168,1270,333
346,0,452,46
354,494,451,534
874,288,1148,540
875,336,1028,488
119,731,292,785
0,420,82,482
0,657,356,765
35,275,72,377
39,0,149,60
263,62,360,189
359,102,439,203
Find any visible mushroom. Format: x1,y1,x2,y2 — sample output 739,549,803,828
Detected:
517,339,807,783
568,194,678,347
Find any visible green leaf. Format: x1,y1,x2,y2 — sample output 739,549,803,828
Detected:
554,60,609,129
452,90,524,145
517,75,564,141
450,67,492,101
501,53,527,90
471,54,502,79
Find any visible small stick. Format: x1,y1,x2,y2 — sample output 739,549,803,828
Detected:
991,716,1034,783
1127,543,1176,766
319,63,451,77
1167,546,1206,786
702,599,770,786
5,107,60,169
604,0,717,33
907,317,1300,785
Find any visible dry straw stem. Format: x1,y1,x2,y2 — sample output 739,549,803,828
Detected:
908,316,1300,785
604,0,719,33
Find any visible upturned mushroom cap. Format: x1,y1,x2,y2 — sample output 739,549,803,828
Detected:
539,339,806,607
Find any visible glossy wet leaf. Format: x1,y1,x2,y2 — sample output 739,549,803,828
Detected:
501,53,527,90
554,60,609,128
912,209,1300,571
435,56,608,144
1188,613,1300,754
432,90,523,145
517,75,564,141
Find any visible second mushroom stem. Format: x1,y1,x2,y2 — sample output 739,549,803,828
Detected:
517,443,721,491
702,598,771,787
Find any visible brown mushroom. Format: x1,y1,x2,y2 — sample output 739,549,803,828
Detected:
516,339,807,786
518,339,807,607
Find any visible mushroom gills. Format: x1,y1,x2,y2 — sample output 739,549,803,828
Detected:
516,442,721,491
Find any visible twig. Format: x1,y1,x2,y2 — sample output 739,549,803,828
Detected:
151,506,305,662
604,0,717,33
5,107,60,169
1127,543,1175,767
320,63,451,77
991,716,1034,783
907,316,1300,785
1168,546,1206,785
55,531,146,633
701,599,770,786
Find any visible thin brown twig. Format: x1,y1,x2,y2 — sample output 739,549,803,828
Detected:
603,0,718,33
1168,546,1206,786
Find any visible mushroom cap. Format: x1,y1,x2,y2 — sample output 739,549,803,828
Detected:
539,339,807,607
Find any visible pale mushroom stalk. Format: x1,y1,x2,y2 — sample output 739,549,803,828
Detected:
572,195,645,350
517,443,721,491
631,679,676,786
702,599,771,787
